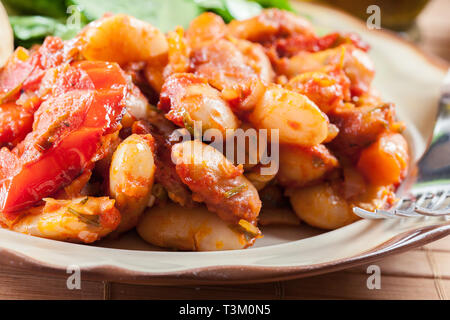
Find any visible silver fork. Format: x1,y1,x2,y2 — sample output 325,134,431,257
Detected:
354,70,450,219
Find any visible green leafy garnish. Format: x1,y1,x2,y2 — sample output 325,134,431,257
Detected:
8,15,81,47
4,0,294,48
3,0,67,19
9,16,60,40
250,0,293,11
70,0,203,33
195,0,262,22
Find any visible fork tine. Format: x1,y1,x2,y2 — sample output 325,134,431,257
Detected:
425,191,443,209
414,192,429,207
353,207,385,219
429,190,449,210
415,189,450,216
394,209,422,218
414,207,450,216
407,192,434,217
391,197,419,217
353,189,450,220
353,207,406,219
375,209,400,219
395,196,417,215
394,197,408,210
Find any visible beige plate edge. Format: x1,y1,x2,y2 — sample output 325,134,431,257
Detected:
0,1,449,285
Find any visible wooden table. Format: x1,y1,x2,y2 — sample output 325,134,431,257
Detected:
0,0,449,301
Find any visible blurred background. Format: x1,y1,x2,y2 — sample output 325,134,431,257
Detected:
310,0,450,62
3,0,449,62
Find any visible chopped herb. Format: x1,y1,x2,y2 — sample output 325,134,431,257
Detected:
238,219,260,235
78,197,89,205
369,103,390,113
67,207,100,227
33,112,71,151
229,219,261,241
34,141,50,151
148,104,160,113
151,183,168,203
224,184,247,198
182,110,195,135
338,45,346,69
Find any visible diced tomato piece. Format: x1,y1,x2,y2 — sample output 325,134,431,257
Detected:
74,60,128,91
357,133,409,186
0,102,34,147
339,32,370,52
273,32,369,59
0,128,102,219
286,68,351,113
0,48,33,103
274,33,340,58
21,37,66,92
0,61,128,219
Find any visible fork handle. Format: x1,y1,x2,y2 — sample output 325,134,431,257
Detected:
416,93,450,184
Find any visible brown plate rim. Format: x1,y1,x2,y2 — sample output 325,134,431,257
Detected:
1,221,449,285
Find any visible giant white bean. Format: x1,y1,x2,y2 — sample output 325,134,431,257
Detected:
137,204,256,251
109,134,156,234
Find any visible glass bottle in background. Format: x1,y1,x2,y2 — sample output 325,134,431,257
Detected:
314,0,430,41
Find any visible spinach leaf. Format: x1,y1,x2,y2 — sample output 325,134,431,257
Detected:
194,0,234,22
250,0,293,11
3,0,67,18
224,0,262,21
194,0,262,22
5,0,298,48
69,0,203,32
9,16,59,41
9,15,82,47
